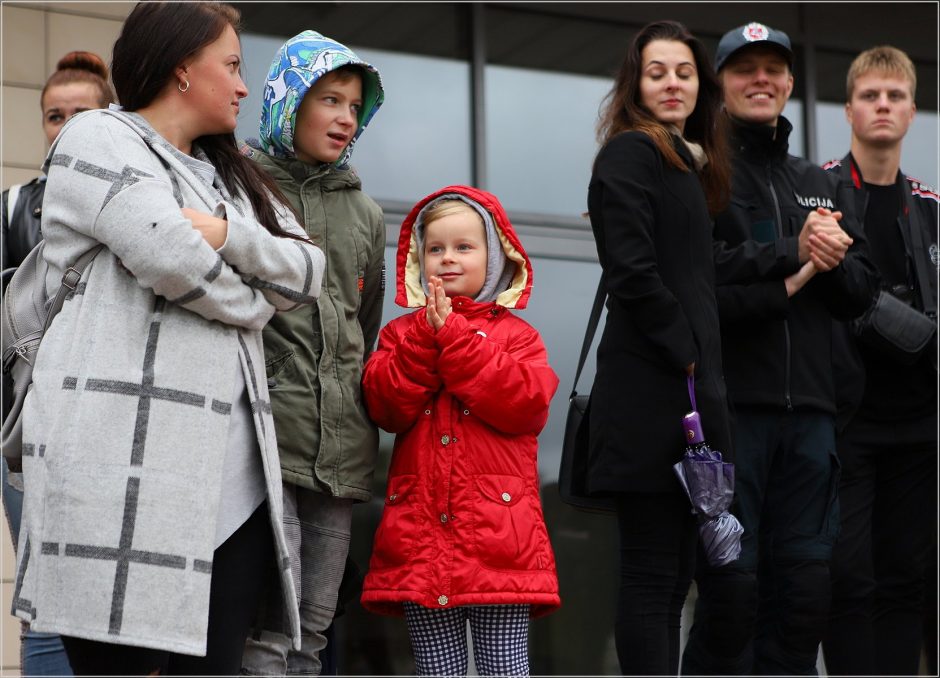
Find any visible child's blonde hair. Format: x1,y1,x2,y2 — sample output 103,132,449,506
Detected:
421,199,484,230
846,45,916,101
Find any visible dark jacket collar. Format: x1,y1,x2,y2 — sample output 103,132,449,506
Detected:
838,151,913,225
842,152,907,196
838,151,938,314
729,114,792,162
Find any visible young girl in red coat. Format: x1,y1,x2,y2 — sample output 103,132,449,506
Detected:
360,185,560,676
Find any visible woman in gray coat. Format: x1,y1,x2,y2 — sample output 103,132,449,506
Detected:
12,3,325,675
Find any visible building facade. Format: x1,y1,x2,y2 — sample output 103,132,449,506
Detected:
2,2,937,674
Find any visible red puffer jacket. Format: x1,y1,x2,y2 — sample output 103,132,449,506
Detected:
360,186,561,618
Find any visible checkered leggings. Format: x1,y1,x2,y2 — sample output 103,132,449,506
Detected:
403,602,530,677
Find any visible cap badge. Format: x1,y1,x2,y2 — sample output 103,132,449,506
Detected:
743,22,770,42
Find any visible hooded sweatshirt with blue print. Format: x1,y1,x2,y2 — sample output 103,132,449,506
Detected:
244,30,386,500
255,29,383,167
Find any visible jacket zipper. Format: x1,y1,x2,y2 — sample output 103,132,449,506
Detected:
767,163,793,411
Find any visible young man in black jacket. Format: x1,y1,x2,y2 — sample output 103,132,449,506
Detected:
821,45,938,677
681,22,879,675
1,178,45,271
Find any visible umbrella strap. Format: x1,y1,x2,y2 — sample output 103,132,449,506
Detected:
687,375,696,412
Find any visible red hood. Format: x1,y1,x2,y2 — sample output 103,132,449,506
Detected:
395,185,534,309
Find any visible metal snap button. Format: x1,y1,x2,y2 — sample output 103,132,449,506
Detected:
441,434,450,446
438,595,448,605
501,492,511,502
440,513,448,523
389,494,398,502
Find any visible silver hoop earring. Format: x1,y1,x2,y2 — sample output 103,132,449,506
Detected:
178,78,190,93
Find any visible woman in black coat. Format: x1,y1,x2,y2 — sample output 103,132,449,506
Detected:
586,20,732,675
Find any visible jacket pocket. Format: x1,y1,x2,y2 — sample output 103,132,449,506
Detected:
370,474,420,569
264,349,295,388
472,474,543,571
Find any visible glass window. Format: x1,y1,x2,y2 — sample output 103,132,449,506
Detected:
815,102,853,167
484,65,610,218
783,98,804,158
523,257,603,478
238,2,469,61
484,4,631,77
348,46,473,203
238,35,473,205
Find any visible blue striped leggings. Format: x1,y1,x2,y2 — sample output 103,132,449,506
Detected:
403,602,530,677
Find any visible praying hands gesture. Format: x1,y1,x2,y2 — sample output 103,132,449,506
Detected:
426,275,453,332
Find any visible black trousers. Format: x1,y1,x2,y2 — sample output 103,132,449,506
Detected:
823,414,937,676
613,491,697,676
62,503,274,676
683,410,838,676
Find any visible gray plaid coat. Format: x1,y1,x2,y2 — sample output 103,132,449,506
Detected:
12,109,324,656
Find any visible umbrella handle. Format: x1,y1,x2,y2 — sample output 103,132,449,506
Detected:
687,374,696,412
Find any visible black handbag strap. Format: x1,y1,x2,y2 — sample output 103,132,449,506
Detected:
571,273,607,398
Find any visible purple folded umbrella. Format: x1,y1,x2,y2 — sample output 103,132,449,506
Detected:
672,378,743,567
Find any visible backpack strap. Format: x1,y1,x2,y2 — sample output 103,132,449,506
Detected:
43,244,105,333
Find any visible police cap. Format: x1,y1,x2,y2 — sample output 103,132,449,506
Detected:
715,22,794,71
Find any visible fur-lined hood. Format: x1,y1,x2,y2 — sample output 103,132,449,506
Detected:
395,185,533,310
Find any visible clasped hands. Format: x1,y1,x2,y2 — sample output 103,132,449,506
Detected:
799,207,852,271
786,207,852,297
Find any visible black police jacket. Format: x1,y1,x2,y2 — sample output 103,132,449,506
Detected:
713,116,879,414
1,176,45,270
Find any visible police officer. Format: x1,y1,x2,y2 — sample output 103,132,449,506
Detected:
681,22,879,675
822,45,938,677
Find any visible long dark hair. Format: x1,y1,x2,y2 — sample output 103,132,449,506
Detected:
111,2,306,240
597,20,730,215
42,51,114,109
